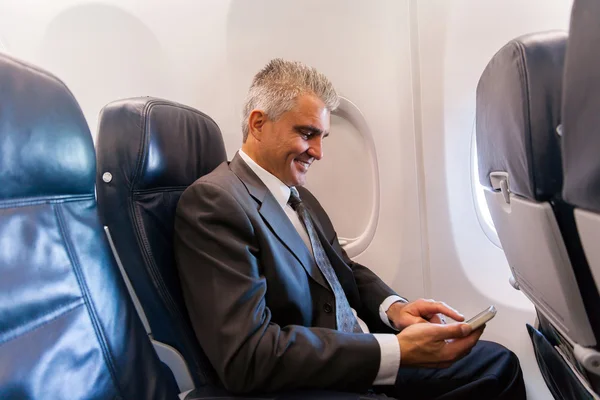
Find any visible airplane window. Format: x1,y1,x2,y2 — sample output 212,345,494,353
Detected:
471,127,502,248
307,97,379,258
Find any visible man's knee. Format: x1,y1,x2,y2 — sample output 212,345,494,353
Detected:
476,340,525,398
476,341,521,373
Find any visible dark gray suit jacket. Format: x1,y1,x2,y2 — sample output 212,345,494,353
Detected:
174,153,399,394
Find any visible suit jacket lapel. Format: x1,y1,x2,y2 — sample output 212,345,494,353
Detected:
229,153,330,291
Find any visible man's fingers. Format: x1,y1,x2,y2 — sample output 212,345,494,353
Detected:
428,313,447,325
440,327,484,362
432,323,473,340
429,314,442,324
396,323,483,368
418,300,464,322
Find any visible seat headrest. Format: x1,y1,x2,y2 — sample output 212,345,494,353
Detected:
0,53,95,201
96,97,226,192
562,0,600,212
476,31,567,200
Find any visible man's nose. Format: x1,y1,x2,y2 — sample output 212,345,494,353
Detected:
307,136,323,160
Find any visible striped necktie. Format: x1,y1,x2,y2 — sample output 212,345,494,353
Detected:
288,187,362,333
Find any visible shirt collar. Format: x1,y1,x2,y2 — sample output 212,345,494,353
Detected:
238,149,291,209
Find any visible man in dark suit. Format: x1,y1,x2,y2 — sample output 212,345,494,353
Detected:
174,59,526,399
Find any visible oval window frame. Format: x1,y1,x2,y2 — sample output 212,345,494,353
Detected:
333,96,380,258
470,122,502,248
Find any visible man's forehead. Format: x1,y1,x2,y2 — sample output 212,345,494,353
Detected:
289,95,330,126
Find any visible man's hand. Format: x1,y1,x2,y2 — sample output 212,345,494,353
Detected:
386,298,465,330
397,322,484,368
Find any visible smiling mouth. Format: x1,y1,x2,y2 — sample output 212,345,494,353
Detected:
294,159,311,171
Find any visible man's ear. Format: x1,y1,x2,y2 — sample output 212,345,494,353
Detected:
248,110,268,142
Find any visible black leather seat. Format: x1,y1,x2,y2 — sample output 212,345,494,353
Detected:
95,97,223,391
476,30,600,397
94,97,379,400
0,54,176,399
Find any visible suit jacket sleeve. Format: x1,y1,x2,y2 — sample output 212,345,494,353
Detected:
174,180,381,394
298,187,401,334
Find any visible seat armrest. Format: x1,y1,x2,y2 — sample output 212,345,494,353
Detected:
153,340,195,393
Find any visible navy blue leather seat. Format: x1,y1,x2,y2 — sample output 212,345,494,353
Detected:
0,54,176,399
95,98,224,390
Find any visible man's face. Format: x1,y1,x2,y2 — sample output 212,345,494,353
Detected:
258,94,330,187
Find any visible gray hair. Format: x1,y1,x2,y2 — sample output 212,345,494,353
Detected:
241,58,340,142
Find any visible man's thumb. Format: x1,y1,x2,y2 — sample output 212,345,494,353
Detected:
436,323,472,340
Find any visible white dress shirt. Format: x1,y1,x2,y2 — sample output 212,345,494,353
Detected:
238,149,402,385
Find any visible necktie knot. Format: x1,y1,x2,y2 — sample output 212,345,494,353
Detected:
288,187,302,210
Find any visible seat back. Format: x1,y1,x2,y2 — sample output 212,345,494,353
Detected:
563,0,600,217
562,0,600,373
476,31,599,348
95,97,227,387
0,54,175,399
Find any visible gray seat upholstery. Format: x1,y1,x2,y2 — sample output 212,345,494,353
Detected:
562,0,600,279
477,26,600,395
476,32,565,201
562,0,600,214
561,0,600,380
475,30,596,344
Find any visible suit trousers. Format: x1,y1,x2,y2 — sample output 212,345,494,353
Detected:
373,340,526,400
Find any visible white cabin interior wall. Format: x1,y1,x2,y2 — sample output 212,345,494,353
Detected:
0,1,577,398
0,0,426,298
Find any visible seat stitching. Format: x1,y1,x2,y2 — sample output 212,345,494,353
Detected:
127,99,221,190
514,40,536,198
130,190,209,383
129,99,152,189
140,99,220,127
0,299,84,347
132,187,187,195
0,194,95,209
54,203,124,397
